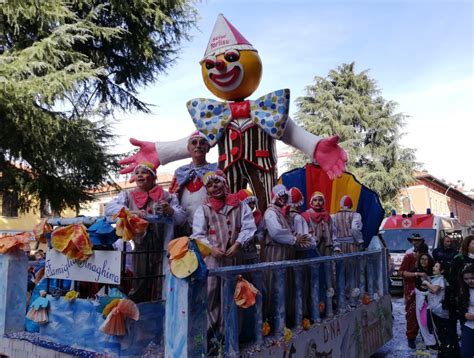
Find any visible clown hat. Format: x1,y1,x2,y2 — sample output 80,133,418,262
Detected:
236,189,256,204
340,195,353,209
203,170,227,186
202,14,256,61
288,187,304,207
310,191,325,201
134,161,157,177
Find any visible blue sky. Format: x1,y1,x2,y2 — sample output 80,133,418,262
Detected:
114,0,473,189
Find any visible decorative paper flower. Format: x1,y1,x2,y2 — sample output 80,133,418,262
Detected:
234,276,259,308
351,288,361,298
302,318,311,330
64,290,79,302
319,301,326,313
102,298,121,318
0,232,30,254
262,322,270,336
283,327,292,342
33,219,53,244
113,207,148,242
100,298,139,336
194,238,213,258
326,288,335,297
26,290,49,324
51,224,93,261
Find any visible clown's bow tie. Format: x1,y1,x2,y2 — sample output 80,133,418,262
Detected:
187,89,290,146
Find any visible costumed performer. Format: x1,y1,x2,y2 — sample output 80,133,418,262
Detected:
190,170,257,337
168,131,217,235
332,195,363,304
302,191,338,313
287,186,317,319
262,184,311,326
105,162,186,303
236,188,263,264
118,13,347,212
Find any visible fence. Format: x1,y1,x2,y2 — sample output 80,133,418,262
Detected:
165,238,390,357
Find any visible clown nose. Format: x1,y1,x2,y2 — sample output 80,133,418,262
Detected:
215,59,226,70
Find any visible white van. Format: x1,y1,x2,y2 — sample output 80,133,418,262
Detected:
378,212,464,289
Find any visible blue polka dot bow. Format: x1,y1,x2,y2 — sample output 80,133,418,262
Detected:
186,89,290,146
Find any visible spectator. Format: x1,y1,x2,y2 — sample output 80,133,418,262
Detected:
422,261,460,357
432,233,458,340
433,234,457,275
411,252,436,350
449,235,474,324
459,263,474,358
399,234,428,349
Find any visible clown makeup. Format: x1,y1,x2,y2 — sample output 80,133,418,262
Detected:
135,167,156,191
205,178,226,199
247,201,256,211
311,196,324,211
463,272,474,288
274,193,288,207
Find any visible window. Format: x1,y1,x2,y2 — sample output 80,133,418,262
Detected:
1,191,19,217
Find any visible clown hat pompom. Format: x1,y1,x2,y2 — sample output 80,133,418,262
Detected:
237,189,256,204
288,187,304,207
340,195,353,210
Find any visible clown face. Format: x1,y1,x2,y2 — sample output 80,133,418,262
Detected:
201,49,262,101
205,178,226,199
311,196,325,212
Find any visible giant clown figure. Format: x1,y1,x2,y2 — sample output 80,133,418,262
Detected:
119,14,347,211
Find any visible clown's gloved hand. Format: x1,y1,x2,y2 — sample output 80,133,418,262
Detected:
313,136,347,180
119,138,160,178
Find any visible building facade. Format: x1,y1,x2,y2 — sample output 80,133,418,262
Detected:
399,171,474,232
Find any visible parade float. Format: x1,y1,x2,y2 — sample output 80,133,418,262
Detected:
0,14,392,358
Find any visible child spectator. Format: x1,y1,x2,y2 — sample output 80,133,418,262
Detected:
411,252,437,350
423,261,460,356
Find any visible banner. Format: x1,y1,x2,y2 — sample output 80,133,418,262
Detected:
45,249,121,285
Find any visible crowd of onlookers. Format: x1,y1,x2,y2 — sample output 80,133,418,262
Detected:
399,233,474,357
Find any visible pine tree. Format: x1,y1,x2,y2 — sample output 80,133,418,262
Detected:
288,62,417,212
0,0,196,213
